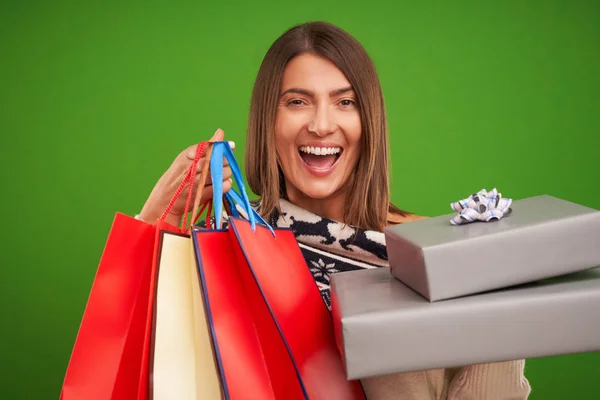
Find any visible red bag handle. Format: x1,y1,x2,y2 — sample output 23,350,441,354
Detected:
189,142,215,231
159,141,212,231
193,201,213,227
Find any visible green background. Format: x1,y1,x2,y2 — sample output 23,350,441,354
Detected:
1,1,599,398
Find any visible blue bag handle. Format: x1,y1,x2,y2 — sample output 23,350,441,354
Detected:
211,141,253,229
224,192,240,218
225,189,275,236
210,141,275,236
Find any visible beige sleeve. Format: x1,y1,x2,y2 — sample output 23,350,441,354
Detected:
447,360,531,400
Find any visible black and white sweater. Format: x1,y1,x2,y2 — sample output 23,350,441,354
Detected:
266,199,388,308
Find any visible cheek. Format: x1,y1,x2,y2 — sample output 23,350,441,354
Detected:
275,110,304,151
274,123,295,165
344,116,362,155
349,127,362,147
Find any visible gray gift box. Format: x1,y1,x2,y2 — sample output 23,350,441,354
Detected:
330,266,600,380
384,194,600,302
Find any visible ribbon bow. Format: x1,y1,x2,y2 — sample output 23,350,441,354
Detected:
450,188,512,225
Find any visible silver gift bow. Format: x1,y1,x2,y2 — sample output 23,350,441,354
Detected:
450,188,512,225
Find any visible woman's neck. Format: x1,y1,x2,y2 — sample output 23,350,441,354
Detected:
284,186,347,223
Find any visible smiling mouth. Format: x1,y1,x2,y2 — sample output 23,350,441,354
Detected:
298,145,343,170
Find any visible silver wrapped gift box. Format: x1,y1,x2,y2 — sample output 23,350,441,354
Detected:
330,266,600,380
384,194,600,302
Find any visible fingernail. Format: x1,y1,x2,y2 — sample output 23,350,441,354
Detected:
228,141,235,149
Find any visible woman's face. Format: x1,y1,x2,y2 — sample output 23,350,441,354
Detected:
274,53,362,206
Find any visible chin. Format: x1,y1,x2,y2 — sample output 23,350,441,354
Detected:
300,187,339,200
289,178,345,201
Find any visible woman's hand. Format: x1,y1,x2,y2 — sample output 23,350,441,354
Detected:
138,128,234,226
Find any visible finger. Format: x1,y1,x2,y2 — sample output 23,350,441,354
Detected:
201,165,232,185
195,155,230,173
223,166,233,181
184,127,234,160
222,178,233,194
196,184,214,202
209,166,232,183
186,144,220,161
197,178,233,203
185,144,200,160
210,129,236,148
209,128,224,142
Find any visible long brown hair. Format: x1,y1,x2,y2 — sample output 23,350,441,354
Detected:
245,21,409,231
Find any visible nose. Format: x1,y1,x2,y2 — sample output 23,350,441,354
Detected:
307,105,336,137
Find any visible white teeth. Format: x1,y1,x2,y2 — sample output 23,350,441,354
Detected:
299,146,341,156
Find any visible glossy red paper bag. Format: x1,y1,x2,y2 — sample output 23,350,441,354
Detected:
229,217,366,400
193,229,307,400
60,213,156,400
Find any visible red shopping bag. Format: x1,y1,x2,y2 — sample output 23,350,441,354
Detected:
61,141,211,400
60,213,156,400
191,142,305,399
193,228,307,399
229,217,367,400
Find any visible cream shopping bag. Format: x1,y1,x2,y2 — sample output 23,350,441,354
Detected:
149,224,223,400
149,141,223,400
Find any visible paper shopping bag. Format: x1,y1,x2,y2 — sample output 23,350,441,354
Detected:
229,217,367,400
137,213,218,400
193,228,307,399
60,213,156,400
190,140,303,399
148,224,222,400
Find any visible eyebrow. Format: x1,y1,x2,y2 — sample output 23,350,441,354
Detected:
280,86,354,97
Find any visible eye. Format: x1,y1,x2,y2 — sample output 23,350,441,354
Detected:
339,99,357,108
287,99,306,107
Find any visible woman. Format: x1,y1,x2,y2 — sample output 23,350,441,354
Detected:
138,21,531,400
